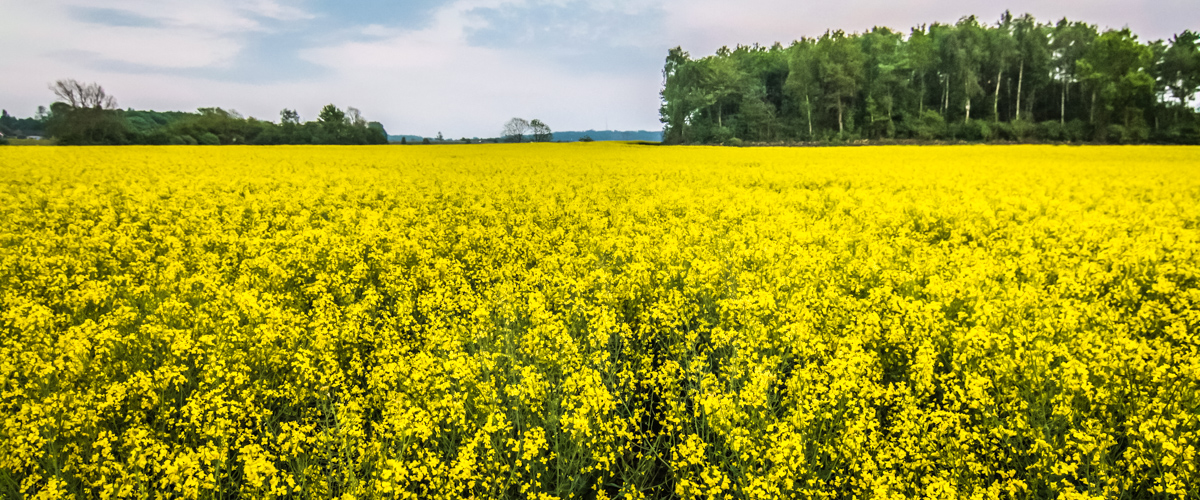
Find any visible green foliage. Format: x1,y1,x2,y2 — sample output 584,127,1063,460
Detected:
196,132,221,146
950,119,993,141
45,103,130,145
39,101,387,146
909,110,947,140
660,13,1200,145
318,104,346,124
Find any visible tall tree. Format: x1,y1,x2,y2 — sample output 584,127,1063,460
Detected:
1051,19,1098,124
949,16,988,123
904,26,938,116
1011,14,1051,121
660,47,706,144
861,27,905,137
1077,29,1155,138
1161,31,1200,110
784,38,820,138
988,13,1019,122
814,30,864,134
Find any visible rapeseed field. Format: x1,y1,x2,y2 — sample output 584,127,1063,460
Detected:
1,143,1197,499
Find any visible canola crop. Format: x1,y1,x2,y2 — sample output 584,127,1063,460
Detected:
1,143,1198,499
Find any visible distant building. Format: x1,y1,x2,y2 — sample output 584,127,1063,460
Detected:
26,135,42,140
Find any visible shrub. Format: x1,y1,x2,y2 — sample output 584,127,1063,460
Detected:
197,132,221,145
950,119,992,141
1037,121,1066,142
910,110,946,141
1064,119,1090,142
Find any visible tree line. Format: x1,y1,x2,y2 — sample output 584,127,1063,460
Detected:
2,80,387,146
660,13,1200,145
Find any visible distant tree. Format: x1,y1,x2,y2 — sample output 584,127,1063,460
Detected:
44,81,127,144
346,107,366,127
35,106,48,121
578,135,594,142
436,131,444,141
50,79,118,109
1051,19,1098,124
422,137,431,144
530,119,553,142
1010,13,1050,121
280,109,300,125
1078,29,1155,139
785,38,820,138
503,118,531,142
318,104,346,124
948,16,988,124
45,102,128,145
367,122,388,144
401,137,408,144
814,30,864,134
1161,31,1200,110
660,46,705,143
988,13,1019,122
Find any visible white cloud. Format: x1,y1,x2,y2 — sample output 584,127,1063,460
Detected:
242,0,314,22
298,0,662,136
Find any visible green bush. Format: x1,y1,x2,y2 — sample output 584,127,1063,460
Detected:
1008,119,1035,141
1064,120,1090,142
197,132,221,146
951,119,992,141
1037,121,1065,141
725,137,744,147
910,110,946,140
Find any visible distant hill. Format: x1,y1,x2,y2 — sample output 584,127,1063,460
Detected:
553,130,662,142
388,135,425,142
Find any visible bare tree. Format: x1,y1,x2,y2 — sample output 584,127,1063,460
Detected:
50,79,118,109
502,117,530,142
530,119,552,142
346,107,366,127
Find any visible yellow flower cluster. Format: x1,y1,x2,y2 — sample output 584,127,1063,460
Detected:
1,143,1197,499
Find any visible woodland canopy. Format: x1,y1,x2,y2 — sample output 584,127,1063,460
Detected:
660,13,1200,144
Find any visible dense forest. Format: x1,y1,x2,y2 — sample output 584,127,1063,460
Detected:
0,80,387,146
660,13,1200,144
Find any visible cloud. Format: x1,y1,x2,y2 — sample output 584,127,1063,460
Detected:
70,7,165,28
297,0,663,136
302,0,448,31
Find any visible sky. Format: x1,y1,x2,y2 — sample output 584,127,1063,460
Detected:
1,0,1195,137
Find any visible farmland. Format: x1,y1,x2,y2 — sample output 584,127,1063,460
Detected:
1,143,1197,499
